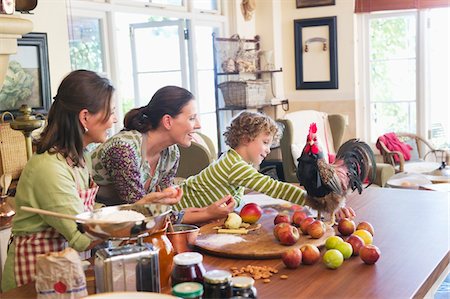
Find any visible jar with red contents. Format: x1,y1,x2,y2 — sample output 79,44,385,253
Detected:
171,252,206,286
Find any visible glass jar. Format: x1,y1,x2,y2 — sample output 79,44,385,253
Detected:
172,282,204,299
203,269,232,299
143,220,174,292
171,252,206,286
231,276,257,298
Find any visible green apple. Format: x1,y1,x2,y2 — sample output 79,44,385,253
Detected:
323,249,344,269
335,241,353,259
325,236,344,250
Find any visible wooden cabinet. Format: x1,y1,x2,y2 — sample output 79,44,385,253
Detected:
212,34,287,152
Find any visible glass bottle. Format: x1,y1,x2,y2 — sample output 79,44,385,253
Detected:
143,221,174,292
203,269,233,299
231,276,257,298
171,252,206,286
172,282,204,299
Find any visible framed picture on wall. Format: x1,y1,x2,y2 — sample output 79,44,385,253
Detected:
0,32,51,116
296,0,335,9
294,16,338,89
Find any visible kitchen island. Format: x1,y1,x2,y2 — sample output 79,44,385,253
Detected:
2,187,449,298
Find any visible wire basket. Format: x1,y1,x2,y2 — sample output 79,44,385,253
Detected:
218,80,269,108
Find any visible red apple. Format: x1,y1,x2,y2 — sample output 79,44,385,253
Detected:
337,218,356,236
292,210,308,226
356,221,375,236
239,203,262,224
346,234,365,256
281,248,302,269
359,244,381,264
274,213,291,225
300,244,321,265
273,222,290,241
299,217,315,234
307,220,326,239
277,224,300,246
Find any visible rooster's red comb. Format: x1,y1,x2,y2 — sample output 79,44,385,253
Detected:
309,123,317,134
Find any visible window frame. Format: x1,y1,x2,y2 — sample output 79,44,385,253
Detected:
67,0,227,139
356,9,427,144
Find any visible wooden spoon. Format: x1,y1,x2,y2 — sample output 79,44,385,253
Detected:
20,206,117,224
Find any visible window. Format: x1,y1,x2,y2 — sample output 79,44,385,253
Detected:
359,8,450,149
67,0,224,143
67,10,109,75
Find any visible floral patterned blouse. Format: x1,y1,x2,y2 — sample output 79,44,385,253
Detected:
90,130,179,204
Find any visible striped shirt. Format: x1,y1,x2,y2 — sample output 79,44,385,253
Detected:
176,149,306,210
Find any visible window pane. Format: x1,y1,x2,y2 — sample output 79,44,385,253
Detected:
152,0,183,6
370,102,416,139
428,8,450,149
194,25,218,144
68,17,104,73
199,112,218,153
137,72,182,106
369,16,416,61
192,0,218,11
134,25,182,72
197,70,215,113
368,14,417,142
370,59,416,102
195,26,215,69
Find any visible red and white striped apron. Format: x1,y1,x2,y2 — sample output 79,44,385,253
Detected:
13,166,99,287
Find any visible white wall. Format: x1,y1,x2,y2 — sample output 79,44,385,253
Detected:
19,0,71,97
280,0,356,102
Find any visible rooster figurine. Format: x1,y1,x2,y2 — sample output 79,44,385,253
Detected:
297,123,376,225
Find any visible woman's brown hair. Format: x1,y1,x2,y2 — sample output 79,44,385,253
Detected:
36,70,114,166
124,85,194,133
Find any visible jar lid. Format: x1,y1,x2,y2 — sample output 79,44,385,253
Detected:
172,282,204,298
231,276,255,288
173,252,203,266
204,269,232,284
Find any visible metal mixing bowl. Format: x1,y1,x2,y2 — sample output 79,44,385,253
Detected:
76,203,172,239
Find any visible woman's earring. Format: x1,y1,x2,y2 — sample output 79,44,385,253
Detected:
84,127,89,133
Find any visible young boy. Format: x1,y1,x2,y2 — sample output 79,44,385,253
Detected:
177,111,312,224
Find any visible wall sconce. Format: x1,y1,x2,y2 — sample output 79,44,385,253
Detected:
304,37,327,53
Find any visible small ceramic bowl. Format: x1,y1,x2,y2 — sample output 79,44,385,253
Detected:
166,224,200,254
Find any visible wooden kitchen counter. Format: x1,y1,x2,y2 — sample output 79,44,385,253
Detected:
2,187,449,298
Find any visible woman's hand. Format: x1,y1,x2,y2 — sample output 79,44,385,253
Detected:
136,186,183,205
335,206,356,220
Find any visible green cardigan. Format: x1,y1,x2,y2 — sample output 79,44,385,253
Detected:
1,152,92,292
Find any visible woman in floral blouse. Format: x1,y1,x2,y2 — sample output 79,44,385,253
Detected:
91,86,199,206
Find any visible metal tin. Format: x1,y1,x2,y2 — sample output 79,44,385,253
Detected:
94,242,160,293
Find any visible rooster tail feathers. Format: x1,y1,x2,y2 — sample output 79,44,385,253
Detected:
336,139,377,192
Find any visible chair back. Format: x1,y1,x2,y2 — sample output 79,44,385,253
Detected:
278,110,346,182
176,132,216,179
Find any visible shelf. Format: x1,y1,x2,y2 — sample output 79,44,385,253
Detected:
217,68,283,76
218,100,289,111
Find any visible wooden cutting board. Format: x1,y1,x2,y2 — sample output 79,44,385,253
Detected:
194,213,334,259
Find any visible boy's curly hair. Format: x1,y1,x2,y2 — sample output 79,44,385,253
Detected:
224,111,279,149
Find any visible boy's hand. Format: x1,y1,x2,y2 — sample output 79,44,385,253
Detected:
206,195,235,219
